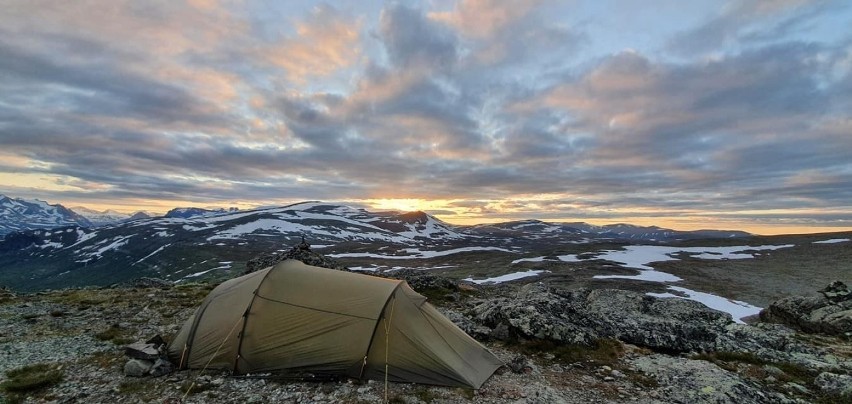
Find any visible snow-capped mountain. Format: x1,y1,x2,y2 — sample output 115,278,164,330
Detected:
0,201,478,290
471,220,749,242
0,195,92,235
164,207,238,219
0,200,754,291
71,207,139,226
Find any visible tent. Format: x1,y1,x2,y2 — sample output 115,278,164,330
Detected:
167,260,503,388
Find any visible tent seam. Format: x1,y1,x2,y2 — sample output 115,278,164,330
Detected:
231,263,281,373
253,293,379,320
358,280,403,380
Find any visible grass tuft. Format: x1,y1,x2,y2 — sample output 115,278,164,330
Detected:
94,324,133,345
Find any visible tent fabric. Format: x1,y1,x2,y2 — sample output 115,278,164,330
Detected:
167,260,502,388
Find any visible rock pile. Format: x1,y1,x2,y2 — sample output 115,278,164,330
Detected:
759,280,851,338
244,238,346,274
123,336,174,378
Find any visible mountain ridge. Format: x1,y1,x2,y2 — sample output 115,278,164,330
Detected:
0,195,93,235
0,199,758,292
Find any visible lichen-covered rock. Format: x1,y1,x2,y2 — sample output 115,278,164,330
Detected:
438,307,493,340
470,283,731,352
759,281,851,338
380,269,458,292
467,283,852,376
814,372,852,398
630,354,792,404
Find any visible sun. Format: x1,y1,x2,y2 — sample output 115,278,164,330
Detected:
364,198,432,212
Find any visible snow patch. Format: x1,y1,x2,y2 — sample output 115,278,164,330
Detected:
38,241,64,249
182,223,216,232
463,270,550,285
587,244,794,270
133,244,170,266
329,246,513,259
813,238,850,244
348,266,379,272
511,254,582,264
184,268,216,278
648,286,762,324
594,270,683,283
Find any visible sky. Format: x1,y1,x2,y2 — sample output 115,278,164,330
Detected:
1,0,851,235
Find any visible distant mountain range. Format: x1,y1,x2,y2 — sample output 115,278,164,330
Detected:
0,194,232,235
164,207,238,219
1,195,93,234
70,207,153,226
472,220,750,241
0,197,753,291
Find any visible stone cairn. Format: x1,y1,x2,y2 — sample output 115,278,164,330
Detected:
244,237,346,274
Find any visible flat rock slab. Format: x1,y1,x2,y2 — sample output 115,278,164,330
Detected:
125,342,160,360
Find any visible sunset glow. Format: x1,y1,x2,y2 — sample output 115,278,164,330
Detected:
2,1,851,236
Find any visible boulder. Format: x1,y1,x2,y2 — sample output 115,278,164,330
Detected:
466,283,852,374
470,283,732,352
124,359,154,377
149,358,174,377
759,281,852,338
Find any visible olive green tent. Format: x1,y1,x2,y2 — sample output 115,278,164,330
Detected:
167,260,502,388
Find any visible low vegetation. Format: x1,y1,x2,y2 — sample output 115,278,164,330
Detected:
1,363,64,403
517,338,625,366
94,324,133,345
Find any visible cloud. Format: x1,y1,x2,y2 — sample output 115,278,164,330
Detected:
667,0,844,55
429,0,584,68
429,0,541,39
0,1,850,231
379,3,459,71
261,4,363,84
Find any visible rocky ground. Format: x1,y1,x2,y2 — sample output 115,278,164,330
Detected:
1,271,850,403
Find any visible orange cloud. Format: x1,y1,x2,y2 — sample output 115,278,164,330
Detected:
429,0,540,39
262,6,362,84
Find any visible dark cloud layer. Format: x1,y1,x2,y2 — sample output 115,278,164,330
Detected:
1,1,850,232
